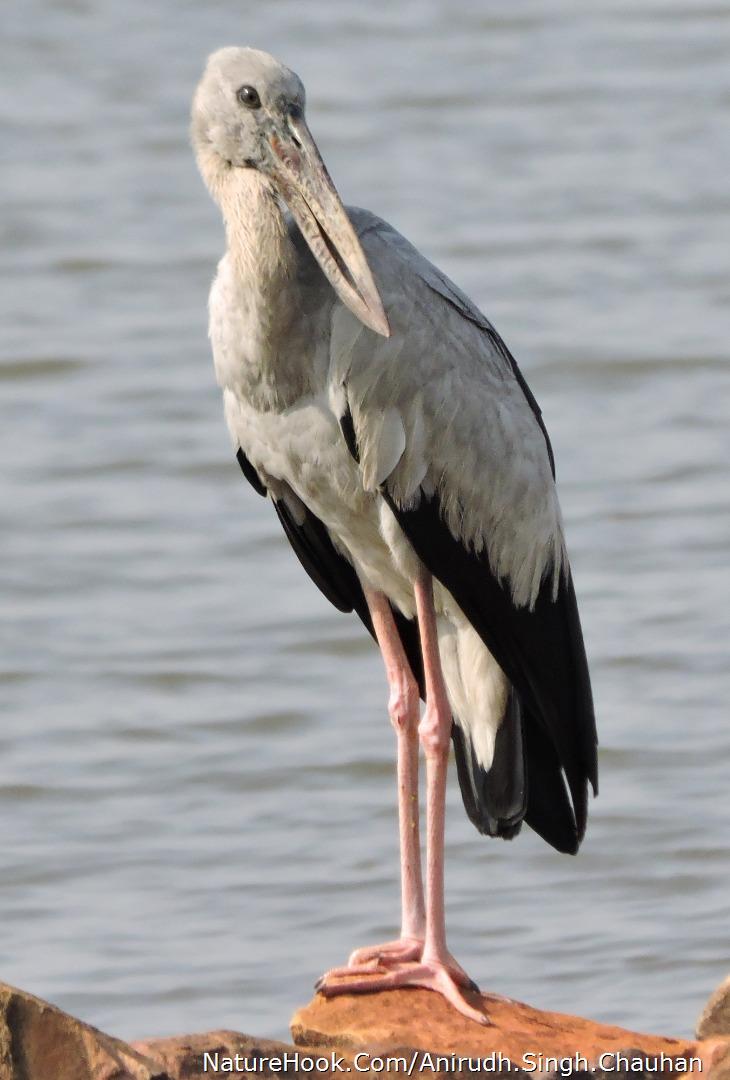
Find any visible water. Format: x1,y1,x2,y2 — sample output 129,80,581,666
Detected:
2,0,729,1045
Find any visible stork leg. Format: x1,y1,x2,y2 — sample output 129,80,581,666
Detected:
317,574,487,1024
318,588,425,979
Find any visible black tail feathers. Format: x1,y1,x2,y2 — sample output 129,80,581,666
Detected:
522,715,585,855
452,689,526,840
452,692,587,855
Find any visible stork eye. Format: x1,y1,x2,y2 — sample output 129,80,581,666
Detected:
237,85,261,109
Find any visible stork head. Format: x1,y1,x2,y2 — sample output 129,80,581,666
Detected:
191,47,390,337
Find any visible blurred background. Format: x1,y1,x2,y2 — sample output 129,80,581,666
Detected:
2,0,728,1044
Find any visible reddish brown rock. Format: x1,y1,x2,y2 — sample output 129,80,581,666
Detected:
292,987,727,1074
0,981,355,1080
132,1031,350,1079
3,975,730,1078
704,1039,730,1080
0,981,162,1079
0,987,336,1080
698,976,730,1040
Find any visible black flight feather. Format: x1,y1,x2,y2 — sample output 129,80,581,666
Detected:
236,446,267,497
233,445,592,852
233,446,423,691
339,405,360,464
272,498,359,615
273,496,427,694
381,488,597,853
334,396,542,842
452,689,526,841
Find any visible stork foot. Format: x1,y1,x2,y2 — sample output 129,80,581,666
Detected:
316,960,489,1025
349,936,423,968
316,937,423,986
317,939,478,991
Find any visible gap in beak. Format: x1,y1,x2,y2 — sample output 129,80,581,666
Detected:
310,209,362,299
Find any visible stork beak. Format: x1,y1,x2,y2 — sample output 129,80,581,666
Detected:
266,113,390,338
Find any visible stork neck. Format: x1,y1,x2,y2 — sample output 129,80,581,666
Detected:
208,164,306,409
220,169,294,297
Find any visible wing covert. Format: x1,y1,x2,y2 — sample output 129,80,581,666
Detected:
330,211,565,611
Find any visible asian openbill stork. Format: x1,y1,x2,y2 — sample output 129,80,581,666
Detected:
191,47,597,1024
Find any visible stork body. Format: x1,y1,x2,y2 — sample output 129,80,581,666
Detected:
193,48,598,1024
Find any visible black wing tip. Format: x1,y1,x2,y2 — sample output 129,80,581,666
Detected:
386,488,599,855
556,835,581,857
272,498,355,614
236,447,267,497
542,768,598,855
339,406,360,463
526,800,582,856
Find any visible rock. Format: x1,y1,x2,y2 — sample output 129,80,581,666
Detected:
3,975,730,1078
0,981,164,1079
0,982,356,1080
292,988,723,1074
131,1031,352,1079
703,1038,730,1080
698,976,730,1040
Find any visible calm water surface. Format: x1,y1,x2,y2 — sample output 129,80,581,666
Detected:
2,0,729,1043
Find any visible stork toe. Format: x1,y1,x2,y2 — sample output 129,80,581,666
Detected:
315,938,422,988
316,961,489,1025
348,936,423,967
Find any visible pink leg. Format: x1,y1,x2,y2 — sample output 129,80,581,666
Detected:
372,589,426,943
318,574,487,1024
318,589,425,981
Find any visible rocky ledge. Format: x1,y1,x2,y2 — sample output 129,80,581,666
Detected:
1,978,730,1079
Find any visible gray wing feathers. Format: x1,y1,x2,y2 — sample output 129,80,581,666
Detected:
330,209,566,610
